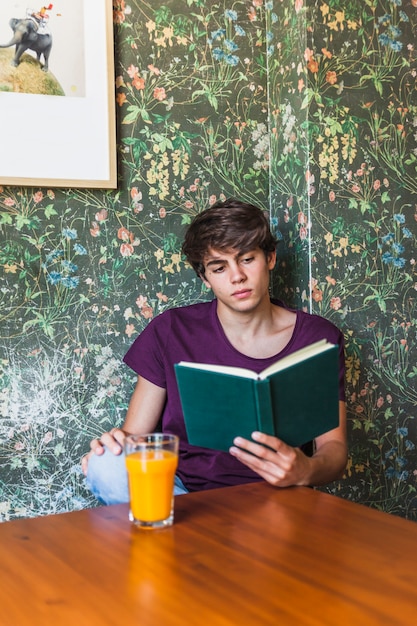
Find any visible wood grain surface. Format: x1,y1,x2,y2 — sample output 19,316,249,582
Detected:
1,482,416,625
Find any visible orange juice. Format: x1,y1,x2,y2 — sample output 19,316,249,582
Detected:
125,450,178,522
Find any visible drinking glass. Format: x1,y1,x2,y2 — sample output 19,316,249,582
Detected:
124,433,179,529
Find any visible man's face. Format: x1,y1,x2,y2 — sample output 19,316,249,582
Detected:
201,247,276,314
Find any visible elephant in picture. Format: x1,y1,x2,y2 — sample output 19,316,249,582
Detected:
0,18,52,72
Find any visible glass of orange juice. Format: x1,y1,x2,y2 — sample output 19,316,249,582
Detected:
124,433,179,529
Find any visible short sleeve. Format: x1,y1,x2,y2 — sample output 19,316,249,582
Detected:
123,312,171,388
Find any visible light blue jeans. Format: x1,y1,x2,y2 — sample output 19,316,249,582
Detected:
86,448,189,505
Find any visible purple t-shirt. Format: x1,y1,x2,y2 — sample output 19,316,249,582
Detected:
123,299,345,492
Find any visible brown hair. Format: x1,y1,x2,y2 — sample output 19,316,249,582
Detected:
182,198,277,278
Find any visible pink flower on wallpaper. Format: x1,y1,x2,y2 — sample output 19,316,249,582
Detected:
95,209,108,222
295,0,303,13
132,76,145,90
120,243,134,257
127,64,139,79
141,305,154,319
118,227,134,242
326,71,337,85
154,87,167,101
125,324,136,337
330,297,342,311
90,222,100,237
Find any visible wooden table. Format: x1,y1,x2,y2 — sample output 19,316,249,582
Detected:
1,482,417,626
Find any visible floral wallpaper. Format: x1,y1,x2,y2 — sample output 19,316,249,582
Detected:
0,0,416,521
268,0,417,517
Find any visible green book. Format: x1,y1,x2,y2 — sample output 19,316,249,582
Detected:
174,340,340,452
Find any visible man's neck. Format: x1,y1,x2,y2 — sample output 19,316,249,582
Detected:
216,299,296,359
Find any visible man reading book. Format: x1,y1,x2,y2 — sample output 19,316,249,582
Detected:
83,198,347,503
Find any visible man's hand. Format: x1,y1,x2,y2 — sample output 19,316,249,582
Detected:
81,428,126,476
229,402,347,488
229,431,312,487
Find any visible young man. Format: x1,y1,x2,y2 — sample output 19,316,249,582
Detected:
83,198,347,504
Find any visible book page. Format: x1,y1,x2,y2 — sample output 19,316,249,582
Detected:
176,340,335,381
259,340,333,379
176,362,258,379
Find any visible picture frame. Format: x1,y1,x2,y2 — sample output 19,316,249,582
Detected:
0,0,117,189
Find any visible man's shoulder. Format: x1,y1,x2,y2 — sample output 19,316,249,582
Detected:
296,308,343,344
274,299,343,344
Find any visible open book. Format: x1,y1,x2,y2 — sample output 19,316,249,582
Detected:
174,340,340,451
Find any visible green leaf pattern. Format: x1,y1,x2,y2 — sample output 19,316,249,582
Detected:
0,0,416,520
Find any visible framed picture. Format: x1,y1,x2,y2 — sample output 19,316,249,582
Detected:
0,0,117,188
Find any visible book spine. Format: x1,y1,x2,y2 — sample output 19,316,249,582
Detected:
254,380,275,435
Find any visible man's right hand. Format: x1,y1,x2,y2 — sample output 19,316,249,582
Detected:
81,428,126,476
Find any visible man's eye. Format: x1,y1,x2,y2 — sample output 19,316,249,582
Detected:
212,266,225,273
242,256,254,263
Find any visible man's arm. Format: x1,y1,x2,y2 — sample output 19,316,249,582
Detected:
229,401,347,487
81,376,166,475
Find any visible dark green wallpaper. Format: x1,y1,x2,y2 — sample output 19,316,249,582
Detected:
0,0,416,520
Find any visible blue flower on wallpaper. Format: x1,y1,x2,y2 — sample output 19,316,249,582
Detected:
225,9,237,21
43,236,81,289
396,456,408,468
382,250,406,267
225,54,239,66
378,14,391,26
61,276,80,289
394,214,406,224
210,28,226,42
212,48,225,61
390,39,403,51
389,25,402,38
385,447,398,459
385,467,409,481
45,249,64,264
61,260,78,273
380,232,406,268
47,271,62,285
378,33,391,45
270,217,284,242
377,14,404,51
392,243,405,254
224,39,239,52
234,24,246,36
74,243,88,255
62,228,77,239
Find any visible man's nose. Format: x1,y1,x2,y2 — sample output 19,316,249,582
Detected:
230,263,246,283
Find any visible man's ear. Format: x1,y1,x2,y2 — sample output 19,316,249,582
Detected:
267,250,277,270
201,278,211,290
199,273,211,290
